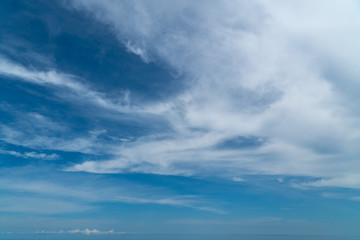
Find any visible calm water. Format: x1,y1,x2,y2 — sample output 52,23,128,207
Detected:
1,234,359,240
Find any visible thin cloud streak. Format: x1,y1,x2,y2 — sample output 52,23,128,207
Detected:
0,56,134,113
0,172,224,214
0,148,59,160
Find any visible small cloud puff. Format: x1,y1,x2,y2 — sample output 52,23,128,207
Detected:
68,229,114,235
125,41,150,63
232,177,245,182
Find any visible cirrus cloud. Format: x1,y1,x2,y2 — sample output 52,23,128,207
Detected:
65,0,360,189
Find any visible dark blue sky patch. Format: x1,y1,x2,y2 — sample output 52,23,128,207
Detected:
0,76,65,112
215,136,266,150
0,0,184,104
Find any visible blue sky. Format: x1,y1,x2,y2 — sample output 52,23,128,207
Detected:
1,0,360,238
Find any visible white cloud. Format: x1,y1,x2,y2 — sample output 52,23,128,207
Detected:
0,56,132,113
1,0,359,191
63,0,360,190
304,174,360,189
0,124,99,153
0,148,59,160
124,41,150,63
0,57,167,155
232,177,245,182
0,109,118,154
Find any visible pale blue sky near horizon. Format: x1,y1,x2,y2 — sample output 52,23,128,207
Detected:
1,0,360,238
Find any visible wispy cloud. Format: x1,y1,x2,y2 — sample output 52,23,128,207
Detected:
0,196,92,214
168,217,283,225
0,148,59,160
0,170,224,214
124,41,150,63
2,0,360,191
63,0,360,190
0,56,132,113
0,123,99,153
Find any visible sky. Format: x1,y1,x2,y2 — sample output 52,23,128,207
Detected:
1,0,360,238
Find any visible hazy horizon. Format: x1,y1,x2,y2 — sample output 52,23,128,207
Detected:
2,233,360,240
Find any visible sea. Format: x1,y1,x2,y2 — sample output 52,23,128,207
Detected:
1,234,359,240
